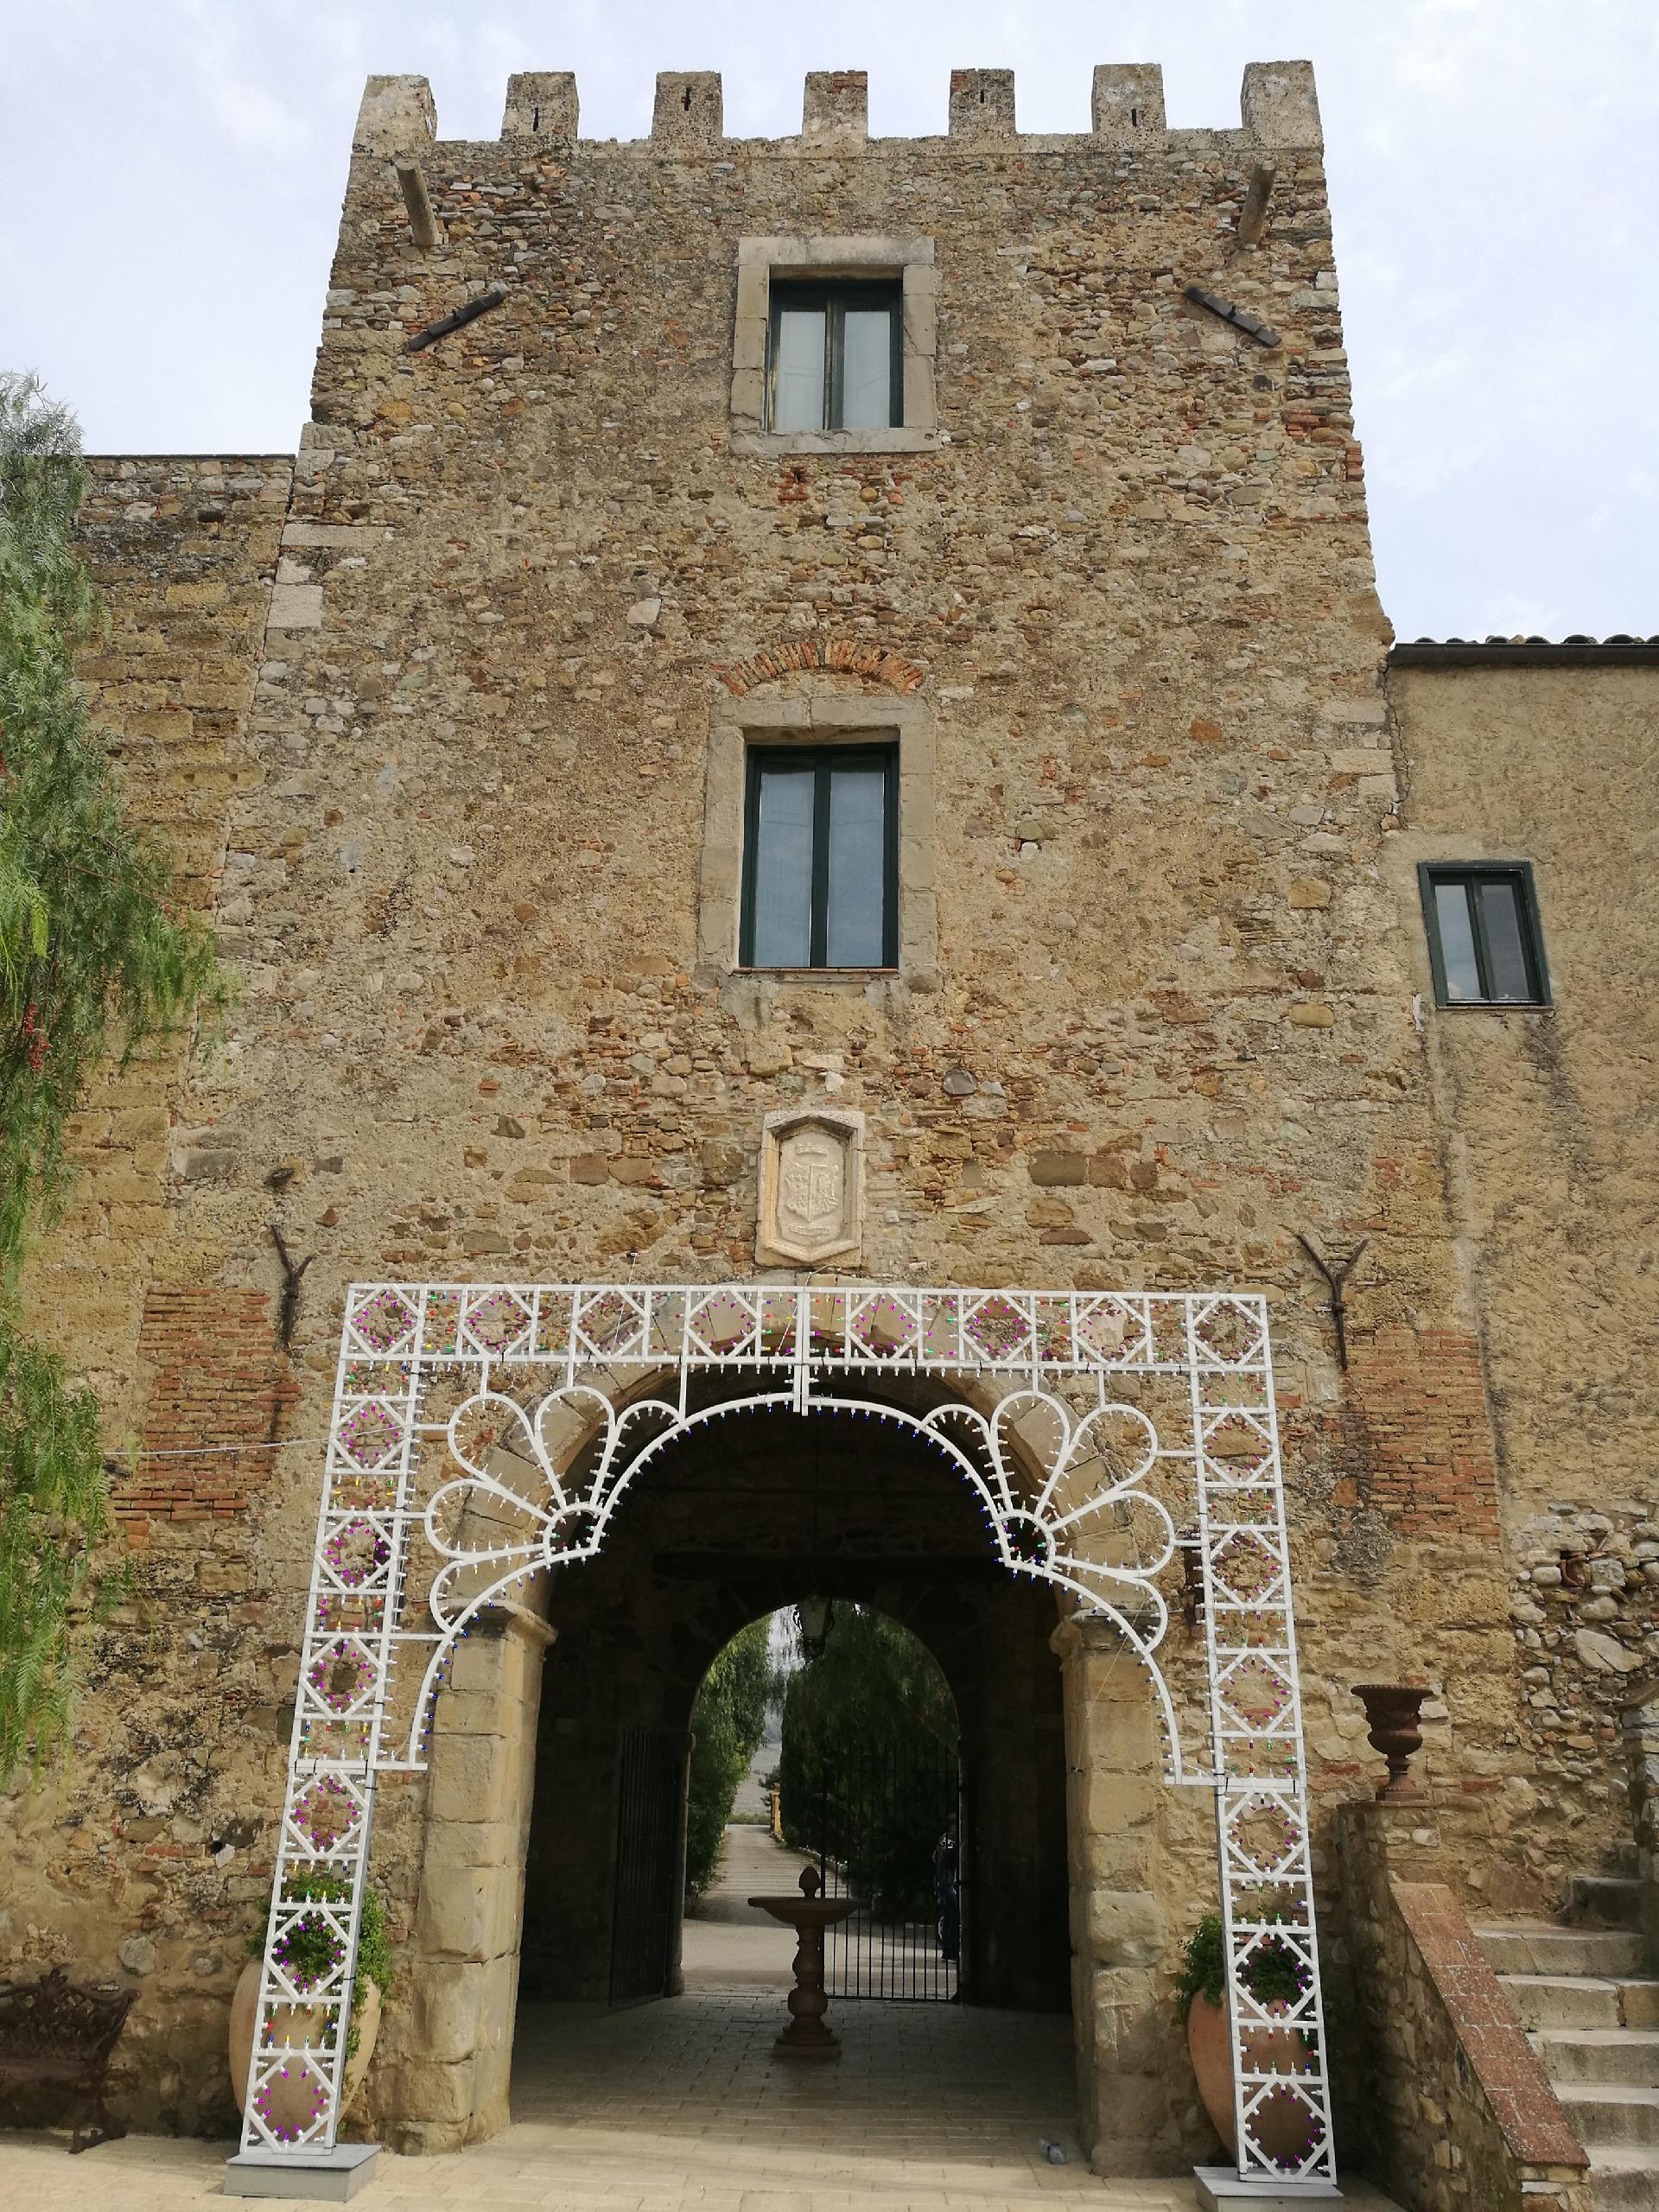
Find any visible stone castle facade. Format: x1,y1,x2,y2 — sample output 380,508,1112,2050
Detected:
7,56,1658,2207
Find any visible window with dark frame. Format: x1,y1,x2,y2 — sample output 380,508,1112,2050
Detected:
741,744,899,970
766,280,903,434
1418,861,1550,1007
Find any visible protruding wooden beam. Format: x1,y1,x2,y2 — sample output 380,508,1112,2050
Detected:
395,159,442,250
1237,161,1277,246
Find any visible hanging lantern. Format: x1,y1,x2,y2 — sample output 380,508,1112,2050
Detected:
797,1596,832,1662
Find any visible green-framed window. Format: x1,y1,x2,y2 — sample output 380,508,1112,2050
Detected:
766,280,903,434
740,744,899,969
1418,861,1550,1007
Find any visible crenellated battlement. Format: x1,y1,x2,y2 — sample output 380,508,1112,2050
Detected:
352,60,1322,158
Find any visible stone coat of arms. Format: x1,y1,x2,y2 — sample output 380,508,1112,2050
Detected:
757,1109,864,1267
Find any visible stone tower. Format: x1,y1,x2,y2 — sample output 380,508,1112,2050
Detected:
20,57,1659,2203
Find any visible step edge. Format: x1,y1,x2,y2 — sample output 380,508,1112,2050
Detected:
1495,1981,1659,1999
1531,2029,1659,2044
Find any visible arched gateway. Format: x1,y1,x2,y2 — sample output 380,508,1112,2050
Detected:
234,1281,1335,2192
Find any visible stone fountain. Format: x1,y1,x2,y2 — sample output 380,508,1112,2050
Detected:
747,1865,865,2058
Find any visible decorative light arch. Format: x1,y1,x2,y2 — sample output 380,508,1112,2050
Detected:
237,1281,1335,2193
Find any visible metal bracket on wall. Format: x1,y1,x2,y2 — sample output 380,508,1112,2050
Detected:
268,1224,315,1353
1296,1233,1369,1370
404,287,506,353
1183,283,1281,348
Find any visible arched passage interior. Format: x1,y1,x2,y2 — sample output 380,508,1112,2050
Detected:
515,1402,1072,2019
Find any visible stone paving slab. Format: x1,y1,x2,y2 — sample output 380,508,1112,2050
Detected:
0,1975,1402,2211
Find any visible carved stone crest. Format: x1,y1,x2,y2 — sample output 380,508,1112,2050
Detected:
757,1109,864,1268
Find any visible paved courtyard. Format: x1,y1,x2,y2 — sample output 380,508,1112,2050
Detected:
0,1831,1401,2209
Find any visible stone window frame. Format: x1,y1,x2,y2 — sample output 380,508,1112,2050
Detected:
696,694,937,989
731,237,939,458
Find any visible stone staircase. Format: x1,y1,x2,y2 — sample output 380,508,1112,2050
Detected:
1478,1875,1659,2210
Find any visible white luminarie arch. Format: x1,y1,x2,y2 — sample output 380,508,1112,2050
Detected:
234,1281,1336,2193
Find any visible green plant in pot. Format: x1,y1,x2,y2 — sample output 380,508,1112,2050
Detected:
1179,1911,1318,2169
230,1875,394,2132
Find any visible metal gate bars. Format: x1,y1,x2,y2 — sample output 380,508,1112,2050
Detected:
781,1721,963,2002
234,1281,1336,2193
608,1727,684,2005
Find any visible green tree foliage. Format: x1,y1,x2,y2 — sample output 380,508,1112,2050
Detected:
779,1606,958,1917
684,1617,775,1904
0,372,225,1783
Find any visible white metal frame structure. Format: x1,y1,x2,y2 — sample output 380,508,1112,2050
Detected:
238,1281,1335,2189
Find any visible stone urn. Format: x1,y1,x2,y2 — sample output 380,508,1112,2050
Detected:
1352,1682,1429,1800
229,1959,381,2133
1187,1993,1315,2166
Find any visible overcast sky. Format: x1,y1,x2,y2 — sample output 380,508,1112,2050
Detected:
3,0,1655,640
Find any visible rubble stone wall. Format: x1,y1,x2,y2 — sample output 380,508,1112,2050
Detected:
1389,664,1659,1878
19,455,289,1437
1338,1800,1592,2212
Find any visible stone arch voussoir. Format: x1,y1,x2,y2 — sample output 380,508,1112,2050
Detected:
714,637,927,696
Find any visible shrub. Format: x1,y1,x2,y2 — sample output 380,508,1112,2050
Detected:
247,1873,392,2062
1176,1910,1308,2021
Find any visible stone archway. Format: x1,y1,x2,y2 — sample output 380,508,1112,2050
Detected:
507,1403,1074,2024
231,1281,1336,2196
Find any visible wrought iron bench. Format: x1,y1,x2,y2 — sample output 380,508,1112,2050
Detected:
0,1967,134,2152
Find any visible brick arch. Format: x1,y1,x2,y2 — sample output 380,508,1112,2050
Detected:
714,637,925,697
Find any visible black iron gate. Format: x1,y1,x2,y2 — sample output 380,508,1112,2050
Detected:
607,1726,681,2005
791,1728,963,2001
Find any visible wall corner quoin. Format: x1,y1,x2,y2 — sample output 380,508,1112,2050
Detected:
1240,60,1322,149
354,74,436,157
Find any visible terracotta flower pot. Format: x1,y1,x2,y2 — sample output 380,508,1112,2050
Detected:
229,1958,381,2133
1186,1992,1316,2168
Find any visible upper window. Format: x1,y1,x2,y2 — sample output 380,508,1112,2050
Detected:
1419,862,1550,1007
768,281,902,434
741,744,898,969
732,238,937,456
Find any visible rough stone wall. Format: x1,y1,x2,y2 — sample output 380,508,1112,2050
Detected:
1504,1500,1659,1876
387,1613,550,2152
1056,1616,1217,2174
5,58,1596,2158
21,456,289,1434
0,459,298,2133
1388,664,1659,1877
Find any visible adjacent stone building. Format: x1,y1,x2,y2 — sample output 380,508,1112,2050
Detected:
6,54,1657,2207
